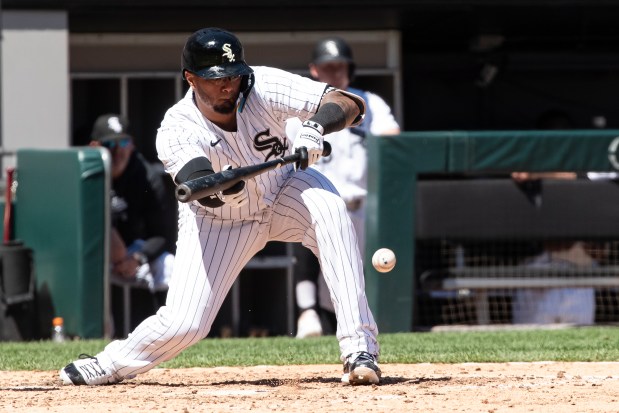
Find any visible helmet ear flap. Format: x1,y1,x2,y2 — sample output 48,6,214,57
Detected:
240,73,253,94
237,73,255,113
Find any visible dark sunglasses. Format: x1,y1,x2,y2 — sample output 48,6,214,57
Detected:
101,138,131,149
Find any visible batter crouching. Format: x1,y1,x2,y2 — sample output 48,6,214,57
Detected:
59,27,381,386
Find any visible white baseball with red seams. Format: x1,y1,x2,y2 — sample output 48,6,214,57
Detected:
372,248,396,273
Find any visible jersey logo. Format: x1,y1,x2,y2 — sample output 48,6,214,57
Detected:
222,44,236,62
253,129,288,161
210,138,222,147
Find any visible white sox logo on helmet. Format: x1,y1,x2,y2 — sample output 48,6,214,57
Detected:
222,44,235,62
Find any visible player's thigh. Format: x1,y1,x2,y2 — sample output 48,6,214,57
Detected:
269,168,345,245
168,212,268,308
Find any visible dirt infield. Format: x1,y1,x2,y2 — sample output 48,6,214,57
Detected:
2,362,618,412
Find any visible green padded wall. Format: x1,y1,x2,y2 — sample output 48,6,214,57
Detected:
365,130,619,332
15,148,109,338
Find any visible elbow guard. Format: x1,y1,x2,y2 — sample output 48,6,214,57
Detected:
314,87,366,133
175,157,225,208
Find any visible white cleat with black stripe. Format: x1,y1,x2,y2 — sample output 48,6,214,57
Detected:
59,354,121,386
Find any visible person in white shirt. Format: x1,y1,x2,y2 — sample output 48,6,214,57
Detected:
290,37,400,338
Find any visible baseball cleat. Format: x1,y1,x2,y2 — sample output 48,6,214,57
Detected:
341,351,381,385
59,354,121,386
295,309,323,339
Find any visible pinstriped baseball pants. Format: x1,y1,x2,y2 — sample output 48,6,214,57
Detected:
98,168,379,379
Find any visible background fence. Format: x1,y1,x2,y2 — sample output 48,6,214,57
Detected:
365,130,619,332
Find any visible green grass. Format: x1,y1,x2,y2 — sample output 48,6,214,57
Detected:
1,327,618,371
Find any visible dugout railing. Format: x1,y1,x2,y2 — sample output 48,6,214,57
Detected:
365,130,619,332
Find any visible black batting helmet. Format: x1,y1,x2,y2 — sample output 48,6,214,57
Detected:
182,28,253,80
311,37,356,79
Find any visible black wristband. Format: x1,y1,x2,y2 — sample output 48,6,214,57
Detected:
309,102,347,135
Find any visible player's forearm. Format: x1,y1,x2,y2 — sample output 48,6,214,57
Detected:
312,90,365,134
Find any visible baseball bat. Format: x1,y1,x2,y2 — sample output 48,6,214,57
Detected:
175,142,332,203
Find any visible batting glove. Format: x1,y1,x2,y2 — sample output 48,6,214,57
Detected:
216,165,249,208
293,120,324,170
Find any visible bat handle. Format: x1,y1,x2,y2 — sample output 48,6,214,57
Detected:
322,141,332,157
295,141,332,170
176,184,192,203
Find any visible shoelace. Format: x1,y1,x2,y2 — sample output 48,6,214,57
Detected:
350,351,375,364
76,353,107,378
344,351,376,373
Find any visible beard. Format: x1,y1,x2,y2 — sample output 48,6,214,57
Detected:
213,99,236,114
192,86,240,115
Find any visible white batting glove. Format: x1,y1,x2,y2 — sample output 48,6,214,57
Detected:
216,165,249,208
292,120,324,170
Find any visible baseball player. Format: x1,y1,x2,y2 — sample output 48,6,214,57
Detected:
291,37,400,338
59,27,381,386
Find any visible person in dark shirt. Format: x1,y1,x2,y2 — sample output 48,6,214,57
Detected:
90,114,177,334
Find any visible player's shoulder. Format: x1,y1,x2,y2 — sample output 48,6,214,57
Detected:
251,65,299,81
255,66,325,86
160,90,199,125
252,65,287,74
251,66,314,96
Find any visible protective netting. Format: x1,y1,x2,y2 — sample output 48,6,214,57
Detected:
415,240,619,329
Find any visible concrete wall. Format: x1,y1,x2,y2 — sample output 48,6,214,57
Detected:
1,10,69,169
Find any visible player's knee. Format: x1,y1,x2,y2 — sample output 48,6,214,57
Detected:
156,308,210,341
331,195,350,217
317,195,351,226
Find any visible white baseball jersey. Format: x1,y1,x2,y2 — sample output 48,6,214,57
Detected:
92,66,379,380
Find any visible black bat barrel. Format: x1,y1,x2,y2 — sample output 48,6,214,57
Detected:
175,141,332,203
175,168,241,203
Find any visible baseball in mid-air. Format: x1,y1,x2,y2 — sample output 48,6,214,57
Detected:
372,248,396,273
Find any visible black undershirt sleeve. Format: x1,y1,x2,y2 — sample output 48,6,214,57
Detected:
308,102,347,135
175,157,225,208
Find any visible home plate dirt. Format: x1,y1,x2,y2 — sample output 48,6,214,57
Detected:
1,362,619,412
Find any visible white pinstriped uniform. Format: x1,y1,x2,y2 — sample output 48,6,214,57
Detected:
92,66,379,380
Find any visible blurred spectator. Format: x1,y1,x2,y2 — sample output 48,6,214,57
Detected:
89,114,177,336
289,37,400,338
511,109,596,325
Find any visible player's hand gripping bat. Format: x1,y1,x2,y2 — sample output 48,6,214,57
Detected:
175,142,332,203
